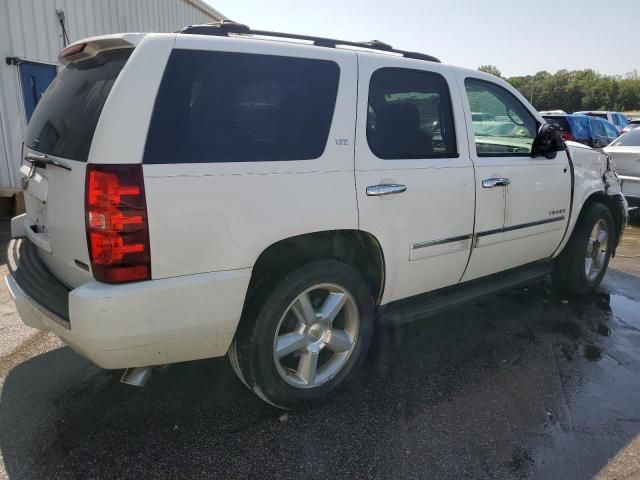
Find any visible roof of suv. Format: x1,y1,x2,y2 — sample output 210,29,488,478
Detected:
179,20,442,63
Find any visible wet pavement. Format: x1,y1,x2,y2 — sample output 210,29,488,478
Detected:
1,220,639,479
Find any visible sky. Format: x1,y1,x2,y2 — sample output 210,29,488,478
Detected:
205,0,639,78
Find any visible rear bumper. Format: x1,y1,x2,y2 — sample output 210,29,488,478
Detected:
6,238,252,369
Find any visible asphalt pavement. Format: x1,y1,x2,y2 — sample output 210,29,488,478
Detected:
1,219,639,479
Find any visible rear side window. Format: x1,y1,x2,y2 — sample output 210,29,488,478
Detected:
366,68,457,159
24,48,133,162
144,50,340,164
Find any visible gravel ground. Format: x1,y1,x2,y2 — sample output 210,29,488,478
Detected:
0,220,639,480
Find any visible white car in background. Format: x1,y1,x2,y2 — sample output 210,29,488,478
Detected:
604,128,640,208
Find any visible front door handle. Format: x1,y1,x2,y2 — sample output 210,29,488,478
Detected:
482,177,510,188
366,184,407,196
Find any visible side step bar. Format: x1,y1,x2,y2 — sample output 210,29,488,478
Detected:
378,261,552,326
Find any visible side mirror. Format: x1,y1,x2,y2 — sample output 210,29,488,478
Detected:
531,123,566,159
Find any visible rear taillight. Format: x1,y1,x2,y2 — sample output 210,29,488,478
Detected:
85,164,150,283
559,132,574,142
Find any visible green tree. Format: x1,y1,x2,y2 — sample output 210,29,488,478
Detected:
478,65,502,78
477,66,640,112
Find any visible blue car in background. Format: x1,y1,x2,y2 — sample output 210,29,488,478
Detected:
574,111,629,130
542,114,620,149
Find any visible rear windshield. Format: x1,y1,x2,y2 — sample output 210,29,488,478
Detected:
543,116,570,132
143,50,340,164
24,48,133,162
611,128,640,146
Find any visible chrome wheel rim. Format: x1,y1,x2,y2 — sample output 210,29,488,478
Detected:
585,219,608,281
273,283,359,389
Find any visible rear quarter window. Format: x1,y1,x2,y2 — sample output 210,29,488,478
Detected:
143,50,340,164
24,48,133,162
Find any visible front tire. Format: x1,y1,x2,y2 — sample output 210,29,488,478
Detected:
552,203,614,295
228,260,374,408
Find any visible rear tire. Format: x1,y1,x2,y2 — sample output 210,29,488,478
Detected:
552,203,614,295
228,260,374,408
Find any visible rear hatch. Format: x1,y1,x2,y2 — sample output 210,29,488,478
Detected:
20,39,137,288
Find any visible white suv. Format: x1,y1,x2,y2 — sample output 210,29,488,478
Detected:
7,22,628,407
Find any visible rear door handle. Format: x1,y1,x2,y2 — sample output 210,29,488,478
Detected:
482,178,510,188
366,184,407,196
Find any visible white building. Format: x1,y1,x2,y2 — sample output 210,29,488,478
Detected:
0,0,225,190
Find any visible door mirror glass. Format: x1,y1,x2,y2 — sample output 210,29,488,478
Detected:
532,123,566,159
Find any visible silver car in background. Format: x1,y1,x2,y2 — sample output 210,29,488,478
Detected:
604,128,640,208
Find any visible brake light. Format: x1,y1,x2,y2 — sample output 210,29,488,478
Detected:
85,164,150,283
59,43,85,60
559,132,574,142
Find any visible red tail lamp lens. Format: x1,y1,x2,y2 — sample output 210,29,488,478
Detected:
85,165,150,283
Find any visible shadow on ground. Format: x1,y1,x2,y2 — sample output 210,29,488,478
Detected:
1,265,639,479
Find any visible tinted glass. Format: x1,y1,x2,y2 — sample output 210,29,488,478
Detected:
144,50,340,164
366,68,457,159
611,128,640,146
24,48,132,162
465,78,537,156
543,116,570,132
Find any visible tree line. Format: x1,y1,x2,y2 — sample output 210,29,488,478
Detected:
478,65,640,112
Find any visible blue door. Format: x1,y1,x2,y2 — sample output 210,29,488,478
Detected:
19,62,57,122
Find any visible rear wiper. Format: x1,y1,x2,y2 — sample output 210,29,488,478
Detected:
24,153,72,171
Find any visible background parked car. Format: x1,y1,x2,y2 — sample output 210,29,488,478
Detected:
575,110,629,130
621,118,640,134
603,128,640,208
543,114,619,148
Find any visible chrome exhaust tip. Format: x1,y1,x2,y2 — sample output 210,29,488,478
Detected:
120,367,152,387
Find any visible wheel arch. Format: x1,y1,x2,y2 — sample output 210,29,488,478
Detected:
581,192,627,255
565,190,626,257
245,229,386,308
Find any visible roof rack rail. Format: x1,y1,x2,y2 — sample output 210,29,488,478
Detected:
179,20,441,63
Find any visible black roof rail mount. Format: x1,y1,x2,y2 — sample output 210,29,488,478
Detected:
179,21,441,63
